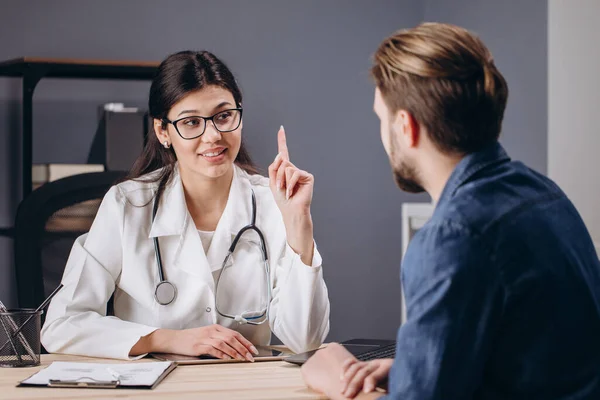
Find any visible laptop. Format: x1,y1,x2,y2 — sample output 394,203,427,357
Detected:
284,338,396,366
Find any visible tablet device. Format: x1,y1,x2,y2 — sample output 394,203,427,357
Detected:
151,345,293,365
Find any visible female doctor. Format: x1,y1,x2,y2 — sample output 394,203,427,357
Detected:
41,50,330,361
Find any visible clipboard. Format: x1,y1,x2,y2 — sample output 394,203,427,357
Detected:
47,378,121,389
17,361,177,390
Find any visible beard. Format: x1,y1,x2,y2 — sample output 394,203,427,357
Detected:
392,161,425,193
389,132,425,194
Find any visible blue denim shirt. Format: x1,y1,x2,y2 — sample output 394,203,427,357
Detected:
384,143,600,400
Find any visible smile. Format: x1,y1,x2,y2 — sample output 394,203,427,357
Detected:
199,148,227,158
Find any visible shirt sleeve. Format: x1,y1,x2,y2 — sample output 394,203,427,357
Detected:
382,220,504,400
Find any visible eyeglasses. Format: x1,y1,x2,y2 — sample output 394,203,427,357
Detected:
163,108,243,140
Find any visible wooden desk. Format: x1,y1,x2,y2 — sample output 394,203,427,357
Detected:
0,354,326,399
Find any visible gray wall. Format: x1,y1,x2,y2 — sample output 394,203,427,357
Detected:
0,0,548,343
549,0,600,253
424,0,548,175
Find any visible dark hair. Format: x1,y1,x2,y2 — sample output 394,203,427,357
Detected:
371,23,509,155
126,50,259,204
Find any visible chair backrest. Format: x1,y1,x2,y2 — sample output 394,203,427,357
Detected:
14,171,126,310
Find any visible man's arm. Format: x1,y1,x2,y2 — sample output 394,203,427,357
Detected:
386,221,503,399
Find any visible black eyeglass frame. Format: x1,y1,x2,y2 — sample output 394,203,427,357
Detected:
162,107,243,140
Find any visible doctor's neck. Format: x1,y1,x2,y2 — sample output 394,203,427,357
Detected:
179,165,233,228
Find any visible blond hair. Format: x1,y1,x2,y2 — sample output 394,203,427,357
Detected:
372,22,508,154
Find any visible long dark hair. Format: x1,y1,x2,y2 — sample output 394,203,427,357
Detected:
127,50,259,205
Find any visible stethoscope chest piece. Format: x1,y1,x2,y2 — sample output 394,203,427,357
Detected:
155,280,177,305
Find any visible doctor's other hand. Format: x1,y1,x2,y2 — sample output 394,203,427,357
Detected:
268,126,315,265
340,358,393,398
130,325,259,361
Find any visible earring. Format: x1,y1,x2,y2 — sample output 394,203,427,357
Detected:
163,141,170,149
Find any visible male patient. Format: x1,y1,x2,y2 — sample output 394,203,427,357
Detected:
302,22,600,399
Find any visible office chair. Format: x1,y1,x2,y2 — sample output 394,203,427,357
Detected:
13,171,126,315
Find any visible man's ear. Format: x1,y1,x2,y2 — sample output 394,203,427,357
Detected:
393,110,420,148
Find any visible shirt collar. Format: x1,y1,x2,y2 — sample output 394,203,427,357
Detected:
148,164,252,238
437,141,511,206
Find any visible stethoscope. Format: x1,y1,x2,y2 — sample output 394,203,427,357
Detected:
152,190,272,325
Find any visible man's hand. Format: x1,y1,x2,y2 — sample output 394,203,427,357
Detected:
301,343,384,400
341,358,393,398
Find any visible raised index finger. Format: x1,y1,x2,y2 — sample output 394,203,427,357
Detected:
278,125,290,161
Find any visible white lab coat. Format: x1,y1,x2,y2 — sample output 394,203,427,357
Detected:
41,165,330,360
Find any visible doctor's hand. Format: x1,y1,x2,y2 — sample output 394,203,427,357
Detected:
173,325,259,361
268,126,315,265
131,325,259,362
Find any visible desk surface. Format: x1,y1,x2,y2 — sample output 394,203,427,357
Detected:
0,354,326,400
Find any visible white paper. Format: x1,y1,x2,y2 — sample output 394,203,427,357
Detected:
21,361,173,387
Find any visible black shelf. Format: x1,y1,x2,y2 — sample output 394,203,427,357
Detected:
0,57,159,81
0,57,159,237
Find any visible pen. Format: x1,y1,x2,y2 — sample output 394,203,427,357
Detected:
0,315,22,363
